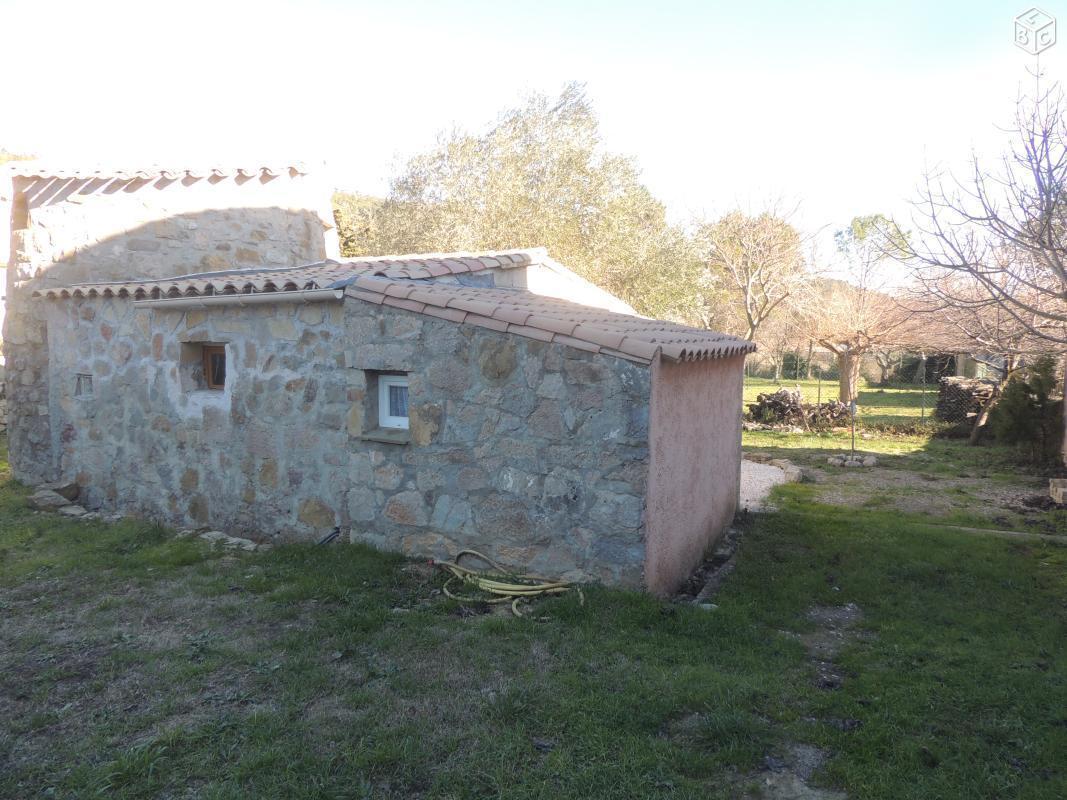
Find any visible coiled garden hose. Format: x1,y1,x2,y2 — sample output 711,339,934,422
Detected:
432,549,585,617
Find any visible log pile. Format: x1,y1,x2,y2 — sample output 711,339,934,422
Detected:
746,389,851,428
935,377,997,424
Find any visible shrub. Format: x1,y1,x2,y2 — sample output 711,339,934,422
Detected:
781,352,809,380
894,353,956,385
988,356,1063,464
863,419,952,437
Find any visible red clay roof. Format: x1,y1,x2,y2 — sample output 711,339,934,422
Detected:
33,247,753,363
32,250,542,300
5,164,307,181
345,276,755,364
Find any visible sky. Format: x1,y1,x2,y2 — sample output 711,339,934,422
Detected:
2,0,1065,243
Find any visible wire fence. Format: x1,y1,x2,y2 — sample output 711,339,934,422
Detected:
741,373,972,428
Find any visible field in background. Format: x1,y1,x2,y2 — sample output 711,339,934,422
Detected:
744,377,934,426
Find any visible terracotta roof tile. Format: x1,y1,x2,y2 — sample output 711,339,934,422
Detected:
31,247,755,365
421,306,468,324
343,278,755,365
4,163,307,181
550,334,601,354
572,325,626,350
490,307,534,326
463,314,510,333
526,315,580,337
32,249,547,300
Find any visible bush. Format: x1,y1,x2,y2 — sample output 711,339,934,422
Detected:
781,352,809,380
813,360,839,380
988,356,1063,464
893,353,956,385
863,419,952,437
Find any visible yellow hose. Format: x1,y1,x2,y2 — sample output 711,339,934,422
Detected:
433,549,585,617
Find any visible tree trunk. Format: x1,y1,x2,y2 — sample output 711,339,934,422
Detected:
1062,354,1067,467
838,352,862,403
805,340,814,379
969,394,998,446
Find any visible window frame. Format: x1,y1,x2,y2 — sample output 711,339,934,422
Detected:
74,373,93,397
377,374,410,430
202,344,227,391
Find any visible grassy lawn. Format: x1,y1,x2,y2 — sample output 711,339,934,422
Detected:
2,433,1066,799
742,428,1067,534
744,377,934,426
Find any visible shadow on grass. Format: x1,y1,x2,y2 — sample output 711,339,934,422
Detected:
3,431,1067,799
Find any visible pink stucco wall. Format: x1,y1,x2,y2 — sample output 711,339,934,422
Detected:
644,353,746,596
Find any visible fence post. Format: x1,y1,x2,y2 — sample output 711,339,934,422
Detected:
920,351,928,424
850,399,857,459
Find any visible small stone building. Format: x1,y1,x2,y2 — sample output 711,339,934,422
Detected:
7,165,754,595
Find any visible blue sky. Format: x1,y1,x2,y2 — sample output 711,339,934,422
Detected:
1,0,1062,239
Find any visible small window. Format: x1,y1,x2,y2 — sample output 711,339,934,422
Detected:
378,375,409,429
75,374,93,397
202,345,226,390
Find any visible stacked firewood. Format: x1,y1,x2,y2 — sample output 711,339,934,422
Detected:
747,389,851,427
935,377,997,423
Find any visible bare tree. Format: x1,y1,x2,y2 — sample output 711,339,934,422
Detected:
694,209,810,341
902,86,1067,356
753,298,809,382
798,216,917,403
872,349,897,385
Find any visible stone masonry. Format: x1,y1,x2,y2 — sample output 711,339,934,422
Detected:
6,167,750,592
4,168,334,482
43,296,651,585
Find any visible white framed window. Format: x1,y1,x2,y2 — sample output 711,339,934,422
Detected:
75,374,93,397
378,375,410,429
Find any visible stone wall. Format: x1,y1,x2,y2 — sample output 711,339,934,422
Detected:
10,177,333,287
42,295,652,586
5,173,335,482
0,363,7,434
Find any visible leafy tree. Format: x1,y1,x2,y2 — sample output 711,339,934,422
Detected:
332,191,384,257
0,149,33,166
339,84,701,319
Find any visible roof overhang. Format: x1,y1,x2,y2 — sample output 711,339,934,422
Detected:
132,288,343,309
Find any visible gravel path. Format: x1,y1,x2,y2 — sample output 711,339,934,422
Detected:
740,460,788,512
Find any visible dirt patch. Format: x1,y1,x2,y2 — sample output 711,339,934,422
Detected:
779,604,867,695
806,464,1050,526
801,604,864,659
674,526,742,605
725,606,868,798
797,604,864,692
738,743,847,800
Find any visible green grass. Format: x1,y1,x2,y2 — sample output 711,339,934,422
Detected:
745,376,935,426
2,434,1066,798
741,426,1067,534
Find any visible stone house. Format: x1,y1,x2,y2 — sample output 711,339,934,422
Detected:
4,164,338,474
6,165,754,595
